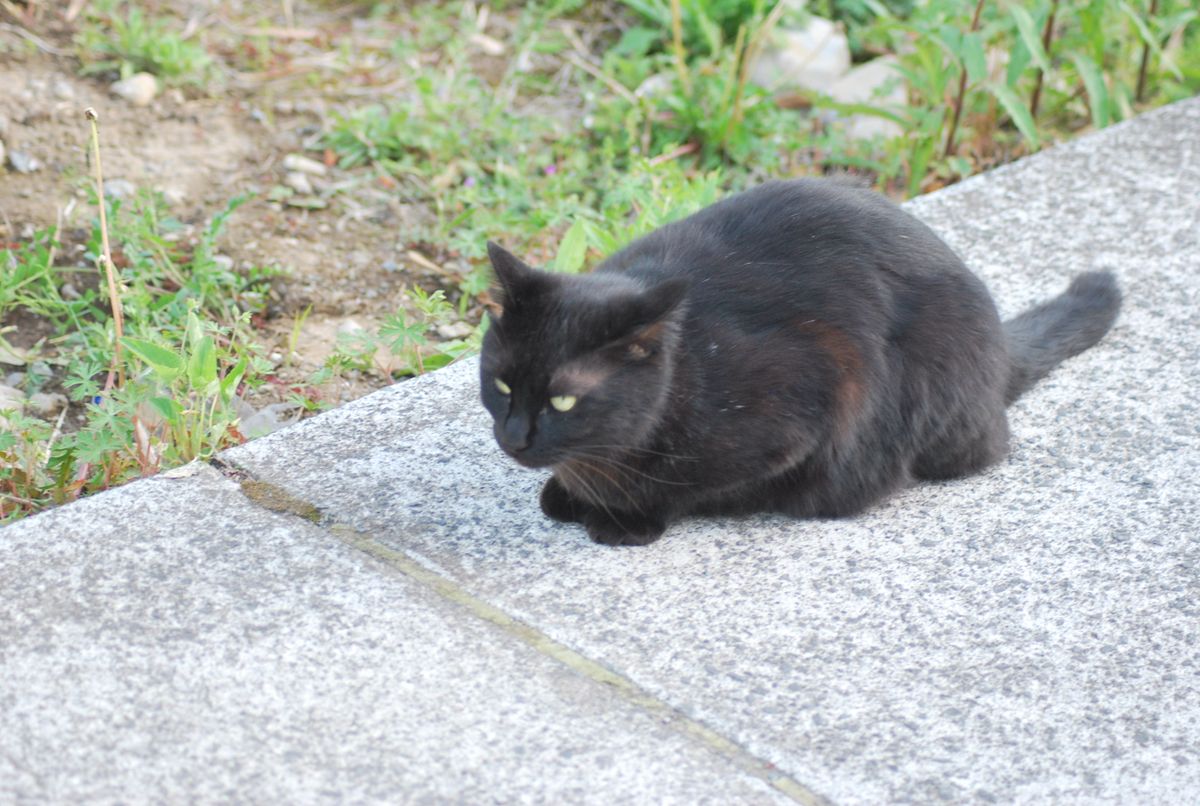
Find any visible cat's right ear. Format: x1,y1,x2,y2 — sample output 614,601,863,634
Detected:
487,241,536,312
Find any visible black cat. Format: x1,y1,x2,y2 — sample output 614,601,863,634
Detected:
480,179,1121,546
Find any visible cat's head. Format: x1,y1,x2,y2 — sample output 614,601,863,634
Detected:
480,241,687,468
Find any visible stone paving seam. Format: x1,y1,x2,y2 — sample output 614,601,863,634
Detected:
208,456,831,805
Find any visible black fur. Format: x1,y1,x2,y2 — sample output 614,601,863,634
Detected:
479,180,1122,546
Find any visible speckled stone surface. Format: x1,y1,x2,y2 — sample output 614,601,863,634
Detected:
0,466,784,803
222,97,1200,804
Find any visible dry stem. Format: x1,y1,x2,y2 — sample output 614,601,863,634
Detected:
85,107,126,391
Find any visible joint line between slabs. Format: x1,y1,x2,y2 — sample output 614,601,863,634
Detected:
213,454,830,804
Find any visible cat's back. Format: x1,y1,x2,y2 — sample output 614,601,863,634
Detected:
600,179,961,294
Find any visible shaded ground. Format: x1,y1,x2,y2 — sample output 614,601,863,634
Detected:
1,1,517,408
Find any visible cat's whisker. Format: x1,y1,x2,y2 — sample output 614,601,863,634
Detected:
570,443,699,462
558,463,637,532
564,449,696,487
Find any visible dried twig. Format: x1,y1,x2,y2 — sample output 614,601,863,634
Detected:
1135,0,1159,103
85,107,126,391
943,0,987,159
1029,0,1060,120
648,141,699,166
0,22,67,55
669,0,692,96
562,52,637,105
65,0,89,23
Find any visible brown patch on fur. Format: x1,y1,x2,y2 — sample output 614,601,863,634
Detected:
797,319,866,438
550,359,617,398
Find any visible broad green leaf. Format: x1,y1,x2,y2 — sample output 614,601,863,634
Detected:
907,135,936,198
219,357,248,403
962,31,987,85
186,310,205,350
1006,35,1032,88
148,396,183,423
990,83,1041,148
1080,0,1107,64
613,26,660,57
553,219,589,274
123,337,183,380
811,96,908,126
1009,4,1051,73
187,335,217,390
1072,53,1110,129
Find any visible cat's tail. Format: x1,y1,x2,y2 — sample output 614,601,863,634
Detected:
1003,271,1122,405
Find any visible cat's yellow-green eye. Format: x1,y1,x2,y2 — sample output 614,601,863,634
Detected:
549,395,577,412
494,378,511,395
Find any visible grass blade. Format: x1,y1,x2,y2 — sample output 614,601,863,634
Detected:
990,82,1041,147
1009,4,1051,73
1072,53,1110,129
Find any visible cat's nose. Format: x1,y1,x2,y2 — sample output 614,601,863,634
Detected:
498,415,531,454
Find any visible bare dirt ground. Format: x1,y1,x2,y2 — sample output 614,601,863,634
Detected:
1,1,496,410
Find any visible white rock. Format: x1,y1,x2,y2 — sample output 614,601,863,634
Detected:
826,56,906,141
52,77,75,101
28,392,68,418
7,151,42,173
284,171,314,195
469,32,505,56
282,153,327,176
635,72,673,99
110,72,159,107
238,402,303,439
103,178,137,199
0,384,24,415
0,341,29,366
159,186,186,206
436,322,474,340
748,17,850,93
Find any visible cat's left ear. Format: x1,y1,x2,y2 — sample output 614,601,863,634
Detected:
633,278,689,326
619,278,688,358
487,241,537,312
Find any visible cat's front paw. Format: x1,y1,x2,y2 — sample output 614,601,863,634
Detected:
540,476,584,523
583,510,667,547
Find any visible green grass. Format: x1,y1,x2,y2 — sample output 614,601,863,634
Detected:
1,193,274,522
4,0,1197,520
76,1,212,83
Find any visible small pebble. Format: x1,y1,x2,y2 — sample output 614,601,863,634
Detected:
211,254,235,272
61,283,81,300
7,150,42,173
436,322,474,340
283,171,314,195
3,372,23,388
469,32,505,56
52,78,75,101
282,153,327,176
28,392,69,419
159,186,186,206
0,384,24,415
110,72,159,107
103,179,137,199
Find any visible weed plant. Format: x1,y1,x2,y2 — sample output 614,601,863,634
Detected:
76,1,211,83
4,0,1197,520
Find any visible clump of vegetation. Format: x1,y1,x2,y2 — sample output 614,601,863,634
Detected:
1,113,269,522
3,0,1197,521
76,1,212,83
